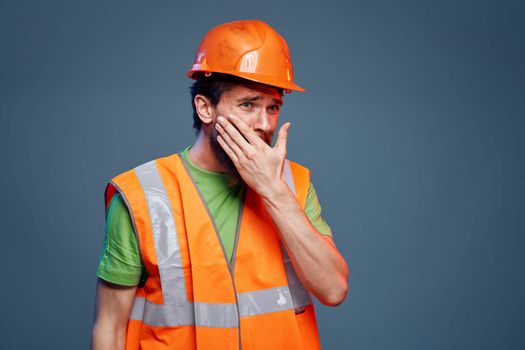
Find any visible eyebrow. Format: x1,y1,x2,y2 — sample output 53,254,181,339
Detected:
236,95,283,106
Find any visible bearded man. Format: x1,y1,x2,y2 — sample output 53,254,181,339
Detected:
92,20,348,350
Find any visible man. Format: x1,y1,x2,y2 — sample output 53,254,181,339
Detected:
92,20,348,350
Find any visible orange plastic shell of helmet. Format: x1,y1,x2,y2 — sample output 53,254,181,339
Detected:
188,20,305,92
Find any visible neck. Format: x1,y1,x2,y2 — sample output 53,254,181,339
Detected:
189,130,228,173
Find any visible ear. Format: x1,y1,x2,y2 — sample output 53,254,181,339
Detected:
194,94,215,125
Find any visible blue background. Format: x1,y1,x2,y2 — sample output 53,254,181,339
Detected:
1,0,524,349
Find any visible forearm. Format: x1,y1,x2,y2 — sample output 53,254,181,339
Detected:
91,279,136,350
262,181,348,306
91,322,126,350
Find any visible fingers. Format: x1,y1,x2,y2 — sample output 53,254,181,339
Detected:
216,123,244,161
227,114,264,146
274,122,291,155
217,115,261,148
216,134,239,163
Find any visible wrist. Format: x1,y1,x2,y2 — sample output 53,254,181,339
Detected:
260,179,292,205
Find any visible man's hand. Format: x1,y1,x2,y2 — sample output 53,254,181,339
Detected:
215,114,291,199
216,114,348,306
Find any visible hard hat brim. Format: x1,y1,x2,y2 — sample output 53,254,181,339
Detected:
187,69,306,92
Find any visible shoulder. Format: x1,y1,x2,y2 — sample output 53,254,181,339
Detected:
110,153,182,184
106,153,182,208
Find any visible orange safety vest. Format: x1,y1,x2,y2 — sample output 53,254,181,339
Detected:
105,153,321,349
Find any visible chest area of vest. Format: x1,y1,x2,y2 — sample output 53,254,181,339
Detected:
176,183,288,294
124,156,299,304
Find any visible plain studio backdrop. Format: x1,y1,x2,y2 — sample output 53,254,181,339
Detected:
1,0,524,349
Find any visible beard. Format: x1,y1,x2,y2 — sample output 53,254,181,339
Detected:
209,123,273,185
209,127,244,184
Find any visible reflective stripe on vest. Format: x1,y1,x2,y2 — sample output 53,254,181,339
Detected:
130,287,312,327
119,159,312,328
134,160,187,304
130,297,238,328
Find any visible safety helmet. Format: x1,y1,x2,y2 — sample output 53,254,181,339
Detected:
188,20,305,92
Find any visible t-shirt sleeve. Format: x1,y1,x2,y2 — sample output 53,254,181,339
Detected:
96,192,143,286
304,182,333,237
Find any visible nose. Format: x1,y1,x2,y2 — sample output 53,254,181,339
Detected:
254,109,271,134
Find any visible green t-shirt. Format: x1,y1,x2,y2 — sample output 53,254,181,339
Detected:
97,147,332,286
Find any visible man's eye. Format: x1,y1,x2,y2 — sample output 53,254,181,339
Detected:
240,102,254,109
268,105,280,113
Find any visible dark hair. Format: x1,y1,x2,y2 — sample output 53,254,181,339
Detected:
190,73,283,131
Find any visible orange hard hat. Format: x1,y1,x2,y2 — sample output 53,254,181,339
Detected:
188,20,305,92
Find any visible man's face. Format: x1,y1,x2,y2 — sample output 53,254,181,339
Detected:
209,84,283,180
